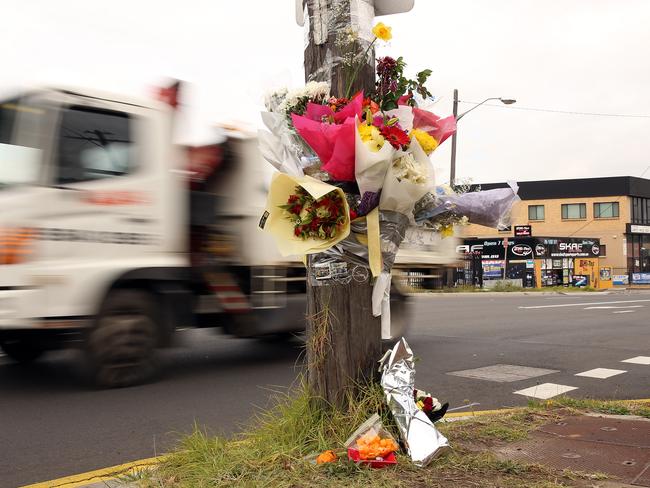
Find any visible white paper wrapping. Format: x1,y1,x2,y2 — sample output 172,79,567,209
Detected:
379,138,435,223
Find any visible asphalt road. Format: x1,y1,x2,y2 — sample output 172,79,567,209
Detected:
1,290,649,487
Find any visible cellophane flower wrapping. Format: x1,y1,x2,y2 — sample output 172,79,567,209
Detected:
380,337,449,466
379,138,434,221
354,119,395,214
290,93,363,181
415,182,520,231
371,137,434,335
260,173,350,256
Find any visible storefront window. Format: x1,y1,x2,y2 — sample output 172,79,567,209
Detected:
562,203,586,219
528,205,544,220
594,202,619,218
627,234,650,273
632,197,650,224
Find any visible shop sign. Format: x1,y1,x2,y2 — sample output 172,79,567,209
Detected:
600,267,612,281
632,272,650,284
526,259,535,269
482,260,505,279
511,243,533,257
613,274,629,285
628,224,650,234
535,243,546,256
552,240,600,258
572,275,589,287
514,225,532,237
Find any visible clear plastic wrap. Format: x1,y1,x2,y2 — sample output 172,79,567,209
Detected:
414,182,520,231
307,210,409,339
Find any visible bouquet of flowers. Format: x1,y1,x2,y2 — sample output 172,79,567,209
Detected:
280,186,347,240
259,19,517,337
414,389,449,423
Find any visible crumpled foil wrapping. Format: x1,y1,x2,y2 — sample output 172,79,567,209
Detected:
380,337,450,466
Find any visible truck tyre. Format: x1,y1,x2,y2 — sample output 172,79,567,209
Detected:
0,336,44,363
86,290,160,388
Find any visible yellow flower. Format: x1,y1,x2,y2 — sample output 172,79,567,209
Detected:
441,225,454,238
358,123,384,152
410,129,439,155
372,22,392,41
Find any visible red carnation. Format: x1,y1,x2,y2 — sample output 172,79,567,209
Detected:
291,204,302,214
294,226,302,236
380,124,410,149
423,396,434,412
349,209,358,220
288,194,299,203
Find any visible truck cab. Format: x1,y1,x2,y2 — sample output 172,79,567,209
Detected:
0,87,191,382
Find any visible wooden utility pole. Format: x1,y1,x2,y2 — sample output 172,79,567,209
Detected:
302,0,380,409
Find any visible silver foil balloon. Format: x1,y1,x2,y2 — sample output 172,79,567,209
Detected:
380,338,450,466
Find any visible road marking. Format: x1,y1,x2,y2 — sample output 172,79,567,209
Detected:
514,383,578,400
575,368,627,379
447,364,558,383
622,356,650,365
613,310,636,314
20,456,162,488
583,305,644,309
518,299,650,309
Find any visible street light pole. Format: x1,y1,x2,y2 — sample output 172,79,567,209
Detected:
449,90,516,187
450,89,459,188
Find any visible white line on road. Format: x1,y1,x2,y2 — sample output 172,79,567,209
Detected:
518,299,650,309
575,368,627,379
514,383,578,400
613,310,636,314
622,356,650,365
583,305,644,309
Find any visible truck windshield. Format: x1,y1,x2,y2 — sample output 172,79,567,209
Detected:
0,98,45,188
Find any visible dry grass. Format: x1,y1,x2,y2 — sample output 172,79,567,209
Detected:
128,384,617,488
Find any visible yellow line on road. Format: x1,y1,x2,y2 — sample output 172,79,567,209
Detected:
20,456,163,488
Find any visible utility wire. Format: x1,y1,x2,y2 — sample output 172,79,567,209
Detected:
459,100,650,119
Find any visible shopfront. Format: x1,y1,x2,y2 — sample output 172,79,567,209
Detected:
459,236,603,288
626,224,650,285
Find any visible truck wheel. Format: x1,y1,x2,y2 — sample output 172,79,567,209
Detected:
86,290,160,388
0,336,44,363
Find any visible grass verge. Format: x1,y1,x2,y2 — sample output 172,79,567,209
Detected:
131,383,620,488
528,396,650,419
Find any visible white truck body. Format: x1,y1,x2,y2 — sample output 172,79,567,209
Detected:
0,85,457,385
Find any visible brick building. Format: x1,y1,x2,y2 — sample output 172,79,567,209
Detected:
460,176,650,286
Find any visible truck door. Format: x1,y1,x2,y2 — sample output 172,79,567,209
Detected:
30,92,180,318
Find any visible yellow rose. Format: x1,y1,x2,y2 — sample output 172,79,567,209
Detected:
372,22,392,41
358,123,384,152
410,128,439,155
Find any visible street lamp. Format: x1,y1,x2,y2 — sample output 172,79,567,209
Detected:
449,89,516,187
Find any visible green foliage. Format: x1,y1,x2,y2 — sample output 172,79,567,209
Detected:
528,396,650,419
375,56,433,111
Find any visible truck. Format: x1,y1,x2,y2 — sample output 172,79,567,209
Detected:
0,84,457,387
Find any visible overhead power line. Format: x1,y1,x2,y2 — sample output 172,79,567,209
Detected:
459,100,650,119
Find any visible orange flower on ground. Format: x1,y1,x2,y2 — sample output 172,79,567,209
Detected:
316,450,338,464
356,432,399,460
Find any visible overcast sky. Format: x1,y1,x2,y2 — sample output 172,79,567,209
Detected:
3,0,650,184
